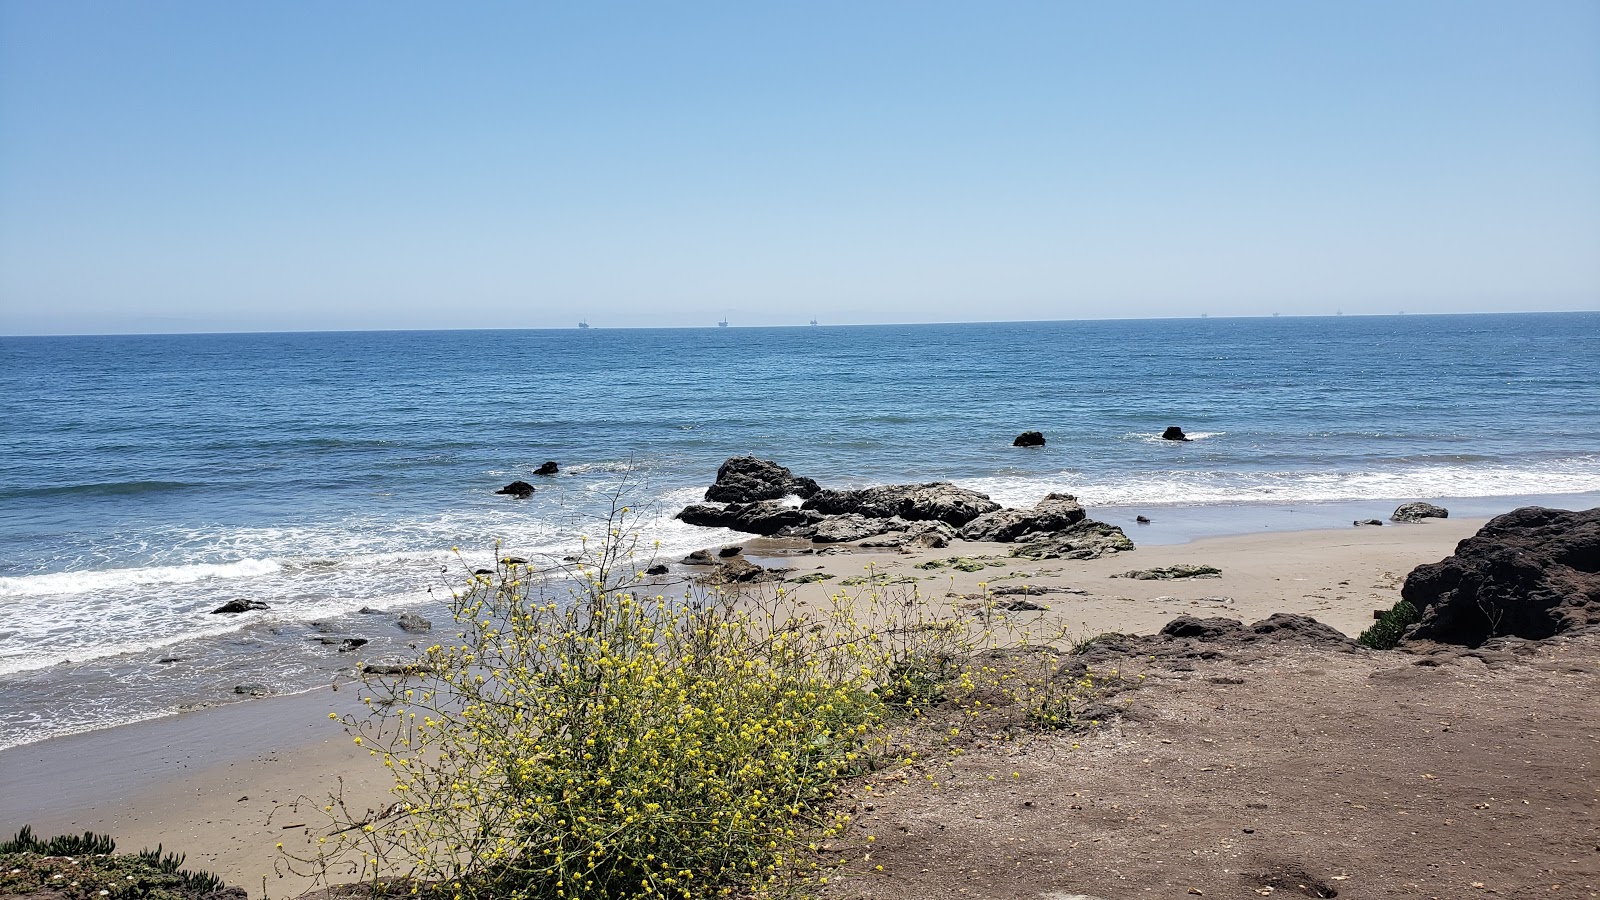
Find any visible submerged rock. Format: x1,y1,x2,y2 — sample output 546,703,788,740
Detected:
1012,431,1046,447
1401,506,1600,646
396,613,432,633
534,461,560,476
495,480,536,498
645,563,669,575
1392,501,1449,523
234,683,271,696
211,598,269,614
704,457,820,503
1161,426,1191,442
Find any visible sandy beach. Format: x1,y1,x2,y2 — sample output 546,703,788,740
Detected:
0,515,1488,896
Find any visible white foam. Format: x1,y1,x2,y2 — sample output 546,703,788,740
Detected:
0,558,282,597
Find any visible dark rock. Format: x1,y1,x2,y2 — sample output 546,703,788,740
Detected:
904,521,956,548
706,557,768,584
1392,501,1449,523
397,613,432,633
1000,598,1046,611
1012,521,1134,560
1159,616,1247,640
234,683,271,696
1401,506,1600,646
357,606,383,614
496,480,536,498
718,546,743,557
1161,426,1191,441
678,501,827,537
1135,515,1151,524
645,563,669,575
1249,612,1354,645
803,482,1000,526
960,493,1087,542
682,549,717,566
534,461,559,476
473,568,494,576
157,656,184,664
1354,519,1384,526
704,456,821,503
338,638,368,652
1012,431,1046,447
502,556,528,565
211,598,269,614
812,514,904,543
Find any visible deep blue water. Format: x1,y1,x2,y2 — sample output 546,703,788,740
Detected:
2,312,1598,747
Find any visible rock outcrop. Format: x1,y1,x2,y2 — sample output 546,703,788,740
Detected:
812,514,907,544
534,461,560,476
704,457,820,503
676,500,826,536
1068,613,1358,671
1400,506,1600,646
803,482,1001,526
1012,431,1046,447
1010,521,1134,560
1161,426,1191,442
397,613,432,633
1392,501,1449,523
960,493,1086,542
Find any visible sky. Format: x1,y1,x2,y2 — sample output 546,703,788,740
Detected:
1,1,1597,334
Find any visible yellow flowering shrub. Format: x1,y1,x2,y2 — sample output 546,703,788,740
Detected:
301,506,972,899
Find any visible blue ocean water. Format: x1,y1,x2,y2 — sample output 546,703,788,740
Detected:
2,312,1598,748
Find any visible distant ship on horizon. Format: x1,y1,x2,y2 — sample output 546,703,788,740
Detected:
577,320,590,329
718,319,729,328
809,318,818,326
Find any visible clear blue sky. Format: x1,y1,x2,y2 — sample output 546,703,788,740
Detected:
2,1,1596,334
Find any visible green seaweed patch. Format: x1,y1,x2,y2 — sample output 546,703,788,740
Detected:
786,572,837,584
916,555,1008,573
1111,564,1222,580
839,573,919,586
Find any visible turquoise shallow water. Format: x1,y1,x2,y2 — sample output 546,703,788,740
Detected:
2,312,1598,746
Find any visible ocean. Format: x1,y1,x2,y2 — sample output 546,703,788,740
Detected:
3,312,1598,749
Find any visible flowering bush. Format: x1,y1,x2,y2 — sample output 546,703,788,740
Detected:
302,504,971,899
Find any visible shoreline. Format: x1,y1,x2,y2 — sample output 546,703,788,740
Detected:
0,513,1493,894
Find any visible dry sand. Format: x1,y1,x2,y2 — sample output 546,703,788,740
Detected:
0,517,1487,897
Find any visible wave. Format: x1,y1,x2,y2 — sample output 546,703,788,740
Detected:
0,558,282,598
963,462,1600,509
0,480,200,500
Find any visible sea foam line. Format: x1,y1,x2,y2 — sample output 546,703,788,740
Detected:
0,558,283,598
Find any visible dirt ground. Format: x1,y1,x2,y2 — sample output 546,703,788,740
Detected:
821,634,1600,900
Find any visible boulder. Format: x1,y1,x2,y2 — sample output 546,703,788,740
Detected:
704,457,821,503
803,482,1000,526
1011,521,1134,560
645,564,669,575
211,598,269,614
534,461,560,476
904,521,956,549
338,638,368,652
960,493,1087,542
1354,519,1384,527
1135,515,1151,524
397,613,432,633
1012,431,1046,447
812,514,903,544
1392,501,1449,523
717,546,743,557
705,557,769,584
1161,426,1191,442
681,549,717,566
677,501,826,537
1401,506,1600,646
496,480,536,498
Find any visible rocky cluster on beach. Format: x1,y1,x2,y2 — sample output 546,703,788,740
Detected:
675,456,1133,558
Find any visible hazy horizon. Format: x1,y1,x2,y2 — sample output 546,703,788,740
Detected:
3,1,1597,335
